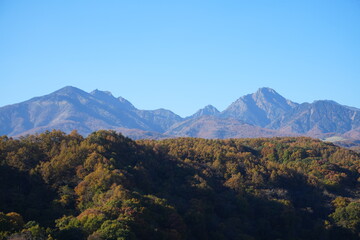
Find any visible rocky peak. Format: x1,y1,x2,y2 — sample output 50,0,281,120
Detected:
90,89,136,110
53,86,88,96
255,87,278,95
117,96,136,110
253,87,296,108
190,105,220,119
221,88,298,127
90,89,114,98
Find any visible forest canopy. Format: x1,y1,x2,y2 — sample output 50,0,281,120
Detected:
0,130,360,239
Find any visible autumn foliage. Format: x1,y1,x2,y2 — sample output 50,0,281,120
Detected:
1,130,360,239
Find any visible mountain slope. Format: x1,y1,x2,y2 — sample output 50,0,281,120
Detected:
165,115,295,138
221,87,298,127
135,108,183,132
1,86,360,142
188,105,220,119
0,86,182,136
271,100,360,137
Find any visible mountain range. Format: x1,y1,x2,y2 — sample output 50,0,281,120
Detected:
1,86,360,145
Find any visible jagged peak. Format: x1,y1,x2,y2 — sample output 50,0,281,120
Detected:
252,87,298,106
90,89,114,97
233,87,280,102
117,96,136,109
202,104,219,111
189,104,220,119
90,89,136,110
253,88,285,101
256,87,278,95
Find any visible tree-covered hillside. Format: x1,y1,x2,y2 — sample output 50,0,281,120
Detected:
1,130,360,239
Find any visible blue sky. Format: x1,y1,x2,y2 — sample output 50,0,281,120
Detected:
0,0,359,117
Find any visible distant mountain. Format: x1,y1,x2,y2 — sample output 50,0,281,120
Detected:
272,100,360,137
165,116,293,139
0,86,182,137
221,87,298,127
1,86,360,143
135,108,182,133
189,105,220,119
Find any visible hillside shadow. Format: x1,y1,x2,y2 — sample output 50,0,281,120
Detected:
0,165,62,226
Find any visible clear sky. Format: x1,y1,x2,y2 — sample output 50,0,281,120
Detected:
0,0,359,117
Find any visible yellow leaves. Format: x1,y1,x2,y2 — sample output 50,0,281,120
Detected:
225,161,239,175
3,131,360,239
224,173,245,191
270,170,279,182
275,199,292,207
75,166,128,211
212,158,222,169
190,174,211,190
84,152,109,172
251,171,265,186
329,201,360,231
0,212,25,233
75,166,112,209
332,197,350,208
5,212,24,230
76,210,106,234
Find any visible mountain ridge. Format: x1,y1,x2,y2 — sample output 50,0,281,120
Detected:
1,86,360,146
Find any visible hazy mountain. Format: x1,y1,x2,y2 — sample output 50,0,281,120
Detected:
271,100,360,137
188,105,220,119
0,86,182,136
165,115,294,139
221,87,298,127
114,127,169,140
135,108,183,132
90,89,136,111
1,86,360,142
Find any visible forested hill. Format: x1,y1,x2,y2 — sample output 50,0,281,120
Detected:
1,130,360,239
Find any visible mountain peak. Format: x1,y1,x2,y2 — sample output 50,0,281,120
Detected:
1,86,360,141
203,105,219,111
117,96,136,109
252,87,298,107
256,87,278,95
90,89,135,110
190,104,220,119
54,86,85,95
90,89,114,98
253,87,284,100
222,87,298,127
